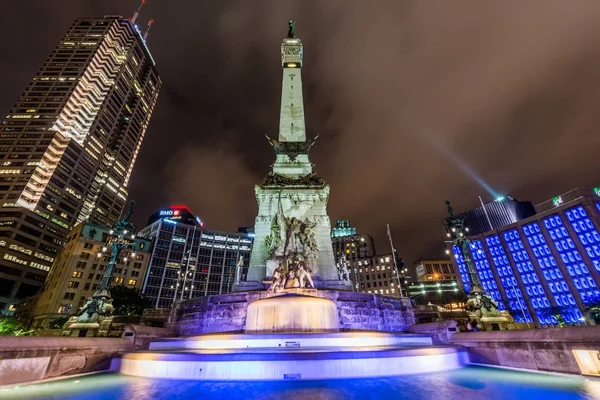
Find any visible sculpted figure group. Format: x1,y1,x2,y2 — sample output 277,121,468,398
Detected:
268,262,315,293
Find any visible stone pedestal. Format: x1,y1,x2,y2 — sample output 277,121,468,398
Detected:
469,311,516,331
62,315,113,337
242,186,351,291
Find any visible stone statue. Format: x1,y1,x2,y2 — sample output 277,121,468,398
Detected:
234,255,244,284
467,291,500,318
340,263,350,282
264,192,319,272
337,256,350,281
267,267,285,292
297,263,314,288
284,268,300,288
287,20,296,38
76,295,114,324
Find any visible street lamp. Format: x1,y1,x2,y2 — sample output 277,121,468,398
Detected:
76,201,138,324
442,200,483,295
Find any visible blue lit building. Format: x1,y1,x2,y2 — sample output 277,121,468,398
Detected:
138,206,254,308
451,188,600,327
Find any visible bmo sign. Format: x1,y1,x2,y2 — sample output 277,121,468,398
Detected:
159,209,180,217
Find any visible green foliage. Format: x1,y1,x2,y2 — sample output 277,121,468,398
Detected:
539,306,568,327
49,317,69,329
111,285,152,316
0,316,37,336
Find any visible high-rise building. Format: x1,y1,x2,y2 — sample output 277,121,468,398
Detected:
331,232,375,288
0,16,161,313
29,221,152,328
452,196,536,236
413,256,458,283
450,188,600,327
138,206,254,308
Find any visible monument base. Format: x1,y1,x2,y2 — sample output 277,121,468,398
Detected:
61,315,113,337
168,290,414,336
232,278,353,293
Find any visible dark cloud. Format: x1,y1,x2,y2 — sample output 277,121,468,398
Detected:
2,1,600,271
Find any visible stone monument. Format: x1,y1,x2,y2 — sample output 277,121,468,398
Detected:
167,22,413,336
233,20,351,292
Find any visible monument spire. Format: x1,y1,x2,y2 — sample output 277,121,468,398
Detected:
278,20,306,143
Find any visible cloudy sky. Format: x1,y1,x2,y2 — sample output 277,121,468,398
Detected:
2,1,600,269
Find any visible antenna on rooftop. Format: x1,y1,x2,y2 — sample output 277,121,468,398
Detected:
143,19,154,41
131,0,146,25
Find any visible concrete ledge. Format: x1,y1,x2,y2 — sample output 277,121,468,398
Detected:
408,320,459,343
0,337,135,386
450,326,600,376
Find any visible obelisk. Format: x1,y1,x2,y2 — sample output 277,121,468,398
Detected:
233,22,351,291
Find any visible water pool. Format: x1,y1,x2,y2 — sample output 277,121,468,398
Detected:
1,366,599,400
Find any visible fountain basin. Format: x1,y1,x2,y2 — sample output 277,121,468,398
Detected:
119,345,467,381
118,331,466,381
148,331,433,350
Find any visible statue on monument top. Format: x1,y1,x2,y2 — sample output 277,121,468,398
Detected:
287,20,296,38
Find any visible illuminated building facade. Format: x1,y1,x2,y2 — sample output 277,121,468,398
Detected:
414,256,458,283
457,196,536,236
451,188,600,327
331,220,357,238
29,221,151,327
331,232,375,290
0,16,161,313
407,281,464,308
139,207,254,308
330,226,404,298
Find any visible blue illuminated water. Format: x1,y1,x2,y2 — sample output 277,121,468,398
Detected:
1,366,599,400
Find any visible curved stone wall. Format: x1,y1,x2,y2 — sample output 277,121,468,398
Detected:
167,290,414,336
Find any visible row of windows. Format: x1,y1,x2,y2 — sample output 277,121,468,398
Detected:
460,204,600,326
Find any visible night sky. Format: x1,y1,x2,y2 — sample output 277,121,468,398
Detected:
2,1,600,271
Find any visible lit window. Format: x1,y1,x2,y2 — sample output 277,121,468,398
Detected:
128,279,137,286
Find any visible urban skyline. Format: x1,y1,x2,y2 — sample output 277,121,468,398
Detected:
1,1,600,270
0,15,160,313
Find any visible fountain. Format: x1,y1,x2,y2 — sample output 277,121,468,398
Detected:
113,21,468,381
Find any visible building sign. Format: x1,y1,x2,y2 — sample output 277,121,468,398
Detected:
594,187,600,197
552,196,563,207
416,265,426,277
159,209,180,217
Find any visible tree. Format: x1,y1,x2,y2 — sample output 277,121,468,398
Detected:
49,317,69,329
0,316,37,336
538,306,568,327
110,285,152,316
584,298,600,325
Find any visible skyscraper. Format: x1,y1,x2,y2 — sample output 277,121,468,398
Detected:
138,206,253,309
0,16,161,313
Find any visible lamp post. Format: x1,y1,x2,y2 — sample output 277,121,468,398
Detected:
77,201,138,323
443,200,482,295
